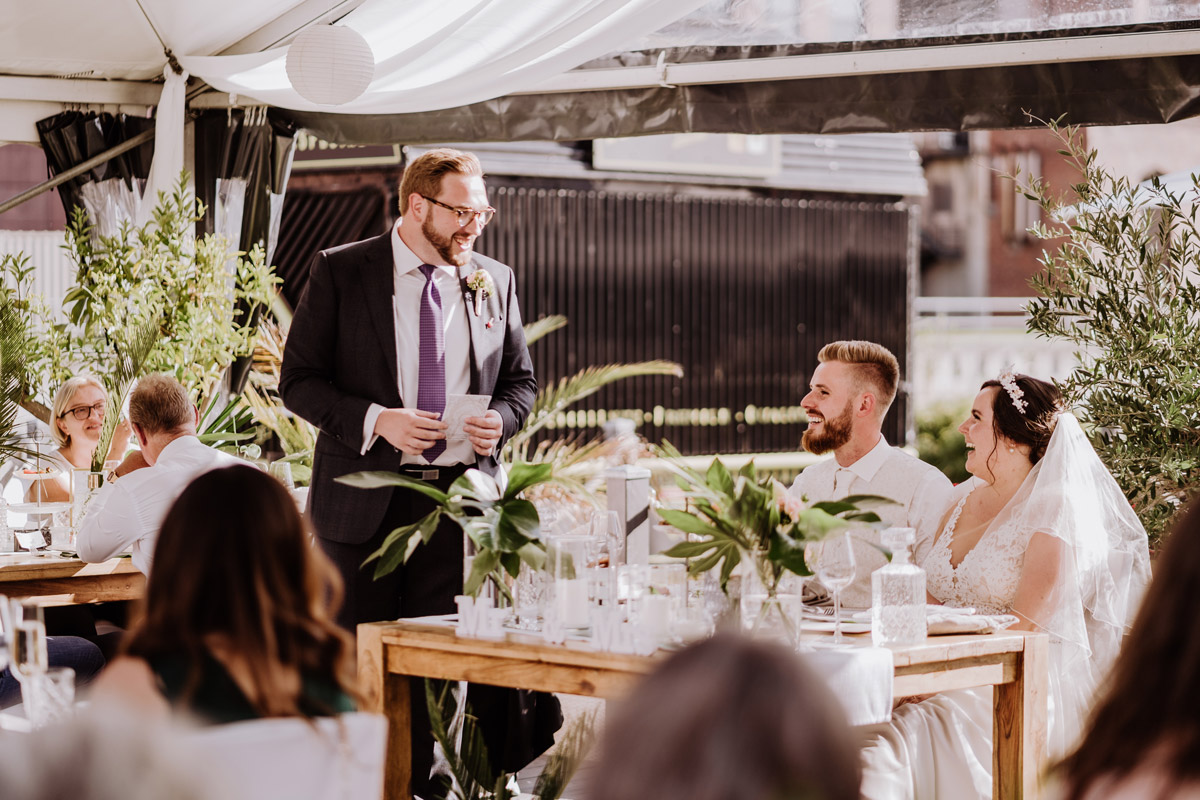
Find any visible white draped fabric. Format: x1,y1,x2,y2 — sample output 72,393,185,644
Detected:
178,0,710,114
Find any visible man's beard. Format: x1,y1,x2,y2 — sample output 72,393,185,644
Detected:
423,217,472,267
802,401,854,455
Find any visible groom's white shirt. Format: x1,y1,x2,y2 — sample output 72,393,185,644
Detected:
789,435,955,609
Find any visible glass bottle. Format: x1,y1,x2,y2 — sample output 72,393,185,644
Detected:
871,527,927,647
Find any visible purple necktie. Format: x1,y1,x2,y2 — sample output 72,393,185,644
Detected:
417,264,446,461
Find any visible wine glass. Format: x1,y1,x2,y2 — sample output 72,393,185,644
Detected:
808,531,857,644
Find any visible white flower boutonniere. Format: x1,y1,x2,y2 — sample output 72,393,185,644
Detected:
466,269,495,318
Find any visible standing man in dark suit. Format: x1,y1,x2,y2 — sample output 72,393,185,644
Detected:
280,149,541,796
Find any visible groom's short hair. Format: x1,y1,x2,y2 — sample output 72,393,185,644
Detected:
817,341,899,416
397,148,484,216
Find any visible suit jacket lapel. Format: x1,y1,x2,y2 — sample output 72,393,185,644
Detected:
458,261,485,393
360,232,400,398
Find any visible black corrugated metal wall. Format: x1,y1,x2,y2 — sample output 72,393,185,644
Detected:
477,181,912,455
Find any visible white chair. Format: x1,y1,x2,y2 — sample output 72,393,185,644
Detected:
183,712,387,800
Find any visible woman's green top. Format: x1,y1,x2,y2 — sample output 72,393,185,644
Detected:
148,650,354,725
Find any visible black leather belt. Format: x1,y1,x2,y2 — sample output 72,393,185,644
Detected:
397,463,473,482
399,467,443,480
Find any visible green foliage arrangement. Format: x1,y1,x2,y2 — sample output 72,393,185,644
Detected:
21,173,279,413
424,679,595,800
338,462,554,599
656,446,891,591
1010,116,1200,544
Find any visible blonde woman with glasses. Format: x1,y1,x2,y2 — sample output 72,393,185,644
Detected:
25,377,130,503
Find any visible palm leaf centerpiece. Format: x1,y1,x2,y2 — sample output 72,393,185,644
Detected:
338,461,553,598
657,448,895,593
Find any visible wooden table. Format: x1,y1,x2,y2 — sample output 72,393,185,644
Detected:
0,554,144,604
358,621,1048,800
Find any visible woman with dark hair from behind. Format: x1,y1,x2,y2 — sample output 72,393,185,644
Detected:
589,633,861,800
92,465,357,722
1053,496,1200,800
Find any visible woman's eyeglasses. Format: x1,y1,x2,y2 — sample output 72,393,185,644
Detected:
60,402,105,421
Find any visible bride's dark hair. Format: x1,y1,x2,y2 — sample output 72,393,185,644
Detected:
979,374,1063,465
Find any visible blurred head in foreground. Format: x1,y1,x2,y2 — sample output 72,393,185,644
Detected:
589,633,861,800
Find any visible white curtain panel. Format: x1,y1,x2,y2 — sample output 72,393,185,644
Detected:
178,0,708,114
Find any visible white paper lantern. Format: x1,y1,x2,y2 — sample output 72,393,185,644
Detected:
286,25,375,106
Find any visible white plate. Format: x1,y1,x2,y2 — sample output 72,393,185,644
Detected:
7,502,71,514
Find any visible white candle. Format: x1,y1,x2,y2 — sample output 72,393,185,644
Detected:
640,594,670,640
557,579,590,628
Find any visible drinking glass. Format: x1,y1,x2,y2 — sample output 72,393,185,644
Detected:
268,461,295,491
808,531,857,644
549,533,596,631
6,599,48,682
22,666,75,728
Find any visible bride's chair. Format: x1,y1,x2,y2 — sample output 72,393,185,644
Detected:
183,712,387,800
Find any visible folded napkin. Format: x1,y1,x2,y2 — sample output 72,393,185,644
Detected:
849,605,1019,635
802,581,831,606
926,605,1018,635
804,646,894,726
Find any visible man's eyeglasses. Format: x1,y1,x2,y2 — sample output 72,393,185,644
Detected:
60,402,105,421
421,195,496,228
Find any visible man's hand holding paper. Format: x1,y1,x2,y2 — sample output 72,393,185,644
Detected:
442,394,500,456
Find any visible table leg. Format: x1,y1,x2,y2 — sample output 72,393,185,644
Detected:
358,625,412,800
993,634,1048,799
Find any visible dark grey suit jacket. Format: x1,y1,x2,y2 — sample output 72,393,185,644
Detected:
280,231,537,545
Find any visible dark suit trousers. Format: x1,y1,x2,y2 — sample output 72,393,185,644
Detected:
319,466,467,798
319,466,561,797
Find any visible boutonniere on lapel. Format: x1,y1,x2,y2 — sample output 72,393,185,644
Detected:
466,269,496,324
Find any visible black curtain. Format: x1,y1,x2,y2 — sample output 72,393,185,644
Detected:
193,108,298,394
35,111,155,220
193,107,297,262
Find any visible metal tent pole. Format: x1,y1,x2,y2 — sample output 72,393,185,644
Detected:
0,128,156,217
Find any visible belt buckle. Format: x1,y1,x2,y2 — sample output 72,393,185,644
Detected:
405,467,440,481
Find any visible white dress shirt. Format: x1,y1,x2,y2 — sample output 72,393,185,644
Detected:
76,436,243,575
361,220,474,466
789,435,956,609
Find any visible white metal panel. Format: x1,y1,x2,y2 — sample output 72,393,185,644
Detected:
0,230,74,322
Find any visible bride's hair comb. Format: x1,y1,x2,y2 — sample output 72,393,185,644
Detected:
997,368,1028,415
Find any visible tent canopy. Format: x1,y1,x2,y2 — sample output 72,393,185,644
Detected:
4,0,1200,144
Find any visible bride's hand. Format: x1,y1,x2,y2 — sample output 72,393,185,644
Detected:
894,693,936,708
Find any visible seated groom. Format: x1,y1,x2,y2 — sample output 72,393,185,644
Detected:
791,341,954,609
76,374,241,575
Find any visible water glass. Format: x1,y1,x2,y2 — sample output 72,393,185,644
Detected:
6,599,48,681
21,666,75,728
268,460,295,490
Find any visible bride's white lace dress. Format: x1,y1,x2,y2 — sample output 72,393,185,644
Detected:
860,483,1020,799
860,414,1152,800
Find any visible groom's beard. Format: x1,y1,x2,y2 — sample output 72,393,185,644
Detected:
423,217,473,267
802,401,854,455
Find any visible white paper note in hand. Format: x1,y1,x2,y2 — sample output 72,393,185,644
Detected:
442,394,492,440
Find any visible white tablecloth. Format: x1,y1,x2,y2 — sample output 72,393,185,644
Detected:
806,645,894,726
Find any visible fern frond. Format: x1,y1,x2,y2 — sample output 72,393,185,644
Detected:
0,298,41,463
522,314,567,346
91,317,160,471
505,360,683,455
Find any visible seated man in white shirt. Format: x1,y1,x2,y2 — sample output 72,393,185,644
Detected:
791,341,955,609
77,374,241,575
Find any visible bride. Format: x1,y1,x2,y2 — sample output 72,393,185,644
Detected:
860,373,1152,799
